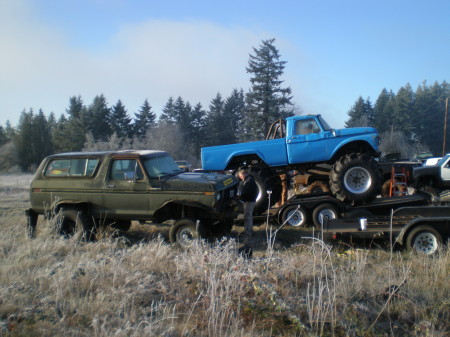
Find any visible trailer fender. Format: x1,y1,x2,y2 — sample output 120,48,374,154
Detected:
396,218,449,246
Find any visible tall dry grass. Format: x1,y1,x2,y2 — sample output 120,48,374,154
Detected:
0,175,449,336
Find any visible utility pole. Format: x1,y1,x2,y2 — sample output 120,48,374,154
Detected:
443,98,449,156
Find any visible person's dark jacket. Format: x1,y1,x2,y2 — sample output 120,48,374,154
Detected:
239,175,258,202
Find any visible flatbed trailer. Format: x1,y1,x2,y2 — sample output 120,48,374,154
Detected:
236,192,430,229
235,191,449,254
322,204,450,254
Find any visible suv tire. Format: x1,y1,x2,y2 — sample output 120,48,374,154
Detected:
169,218,206,248
52,207,95,241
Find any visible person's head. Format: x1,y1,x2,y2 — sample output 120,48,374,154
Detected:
238,169,248,180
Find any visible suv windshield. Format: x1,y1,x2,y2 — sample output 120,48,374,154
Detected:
142,155,183,178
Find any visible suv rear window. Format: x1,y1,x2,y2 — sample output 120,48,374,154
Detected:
44,158,100,177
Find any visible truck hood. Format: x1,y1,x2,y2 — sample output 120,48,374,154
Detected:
163,172,238,192
334,126,378,137
413,165,439,179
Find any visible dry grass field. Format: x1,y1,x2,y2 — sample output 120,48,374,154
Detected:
0,174,449,336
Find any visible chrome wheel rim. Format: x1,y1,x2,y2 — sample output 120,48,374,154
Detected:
343,167,372,194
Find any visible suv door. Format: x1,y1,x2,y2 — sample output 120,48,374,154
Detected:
102,159,150,217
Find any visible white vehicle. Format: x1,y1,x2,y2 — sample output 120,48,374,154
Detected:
423,157,441,166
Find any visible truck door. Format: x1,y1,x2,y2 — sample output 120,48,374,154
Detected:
440,156,450,186
286,118,330,163
103,159,150,217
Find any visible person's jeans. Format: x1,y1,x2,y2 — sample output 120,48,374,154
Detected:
243,201,255,246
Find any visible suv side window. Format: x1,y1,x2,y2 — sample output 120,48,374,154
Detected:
45,158,99,177
110,159,144,181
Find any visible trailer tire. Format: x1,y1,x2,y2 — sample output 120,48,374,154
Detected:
406,225,443,255
281,205,308,227
312,203,340,228
250,168,281,215
169,219,206,248
330,153,381,203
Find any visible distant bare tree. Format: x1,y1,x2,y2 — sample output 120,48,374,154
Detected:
379,130,429,159
0,142,19,173
83,133,132,152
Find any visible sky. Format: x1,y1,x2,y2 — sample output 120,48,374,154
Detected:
1,0,449,129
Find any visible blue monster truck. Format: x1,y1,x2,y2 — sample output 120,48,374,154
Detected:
201,114,381,214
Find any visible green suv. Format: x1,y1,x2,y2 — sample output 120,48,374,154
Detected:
26,150,239,246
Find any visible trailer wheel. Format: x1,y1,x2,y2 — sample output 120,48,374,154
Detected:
52,206,95,241
169,219,206,248
312,203,340,228
406,225,443,255
330,153,381,203
281,205,308,227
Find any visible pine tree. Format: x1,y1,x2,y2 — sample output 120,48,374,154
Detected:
86,94,112,141
110,100,132,139
32,109,53,162
133,99,156,138
52,96,87,152
223,88,245,144
245,38,293,140
0,125,7,146
373,89,395,134
4,120,15,140
190,103,206,159
15,109,35,171
345,96,374,127
159,97,177,124
393,84,414,138
205,93,226,146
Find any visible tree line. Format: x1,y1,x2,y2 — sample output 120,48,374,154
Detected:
0,39,295,172
345,81,450,158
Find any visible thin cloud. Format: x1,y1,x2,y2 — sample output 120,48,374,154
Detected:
0,1,266,124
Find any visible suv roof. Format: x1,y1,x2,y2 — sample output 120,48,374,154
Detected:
47,150,168,158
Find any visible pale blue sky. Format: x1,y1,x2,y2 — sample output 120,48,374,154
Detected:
1,0,449,128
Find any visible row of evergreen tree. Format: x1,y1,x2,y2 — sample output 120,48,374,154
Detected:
0,39,295,172
345,81,449,157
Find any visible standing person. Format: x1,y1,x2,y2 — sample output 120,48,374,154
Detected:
237,169,258,248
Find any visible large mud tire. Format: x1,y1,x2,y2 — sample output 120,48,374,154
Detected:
250,168,281,215
330,153,381,203
52,207,95,241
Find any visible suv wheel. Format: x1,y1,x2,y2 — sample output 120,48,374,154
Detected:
169,219,206,248
52,207,95,241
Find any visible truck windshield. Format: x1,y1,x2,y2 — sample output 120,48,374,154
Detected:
318,115,332,131
142,155,183,178
437,154,450,167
